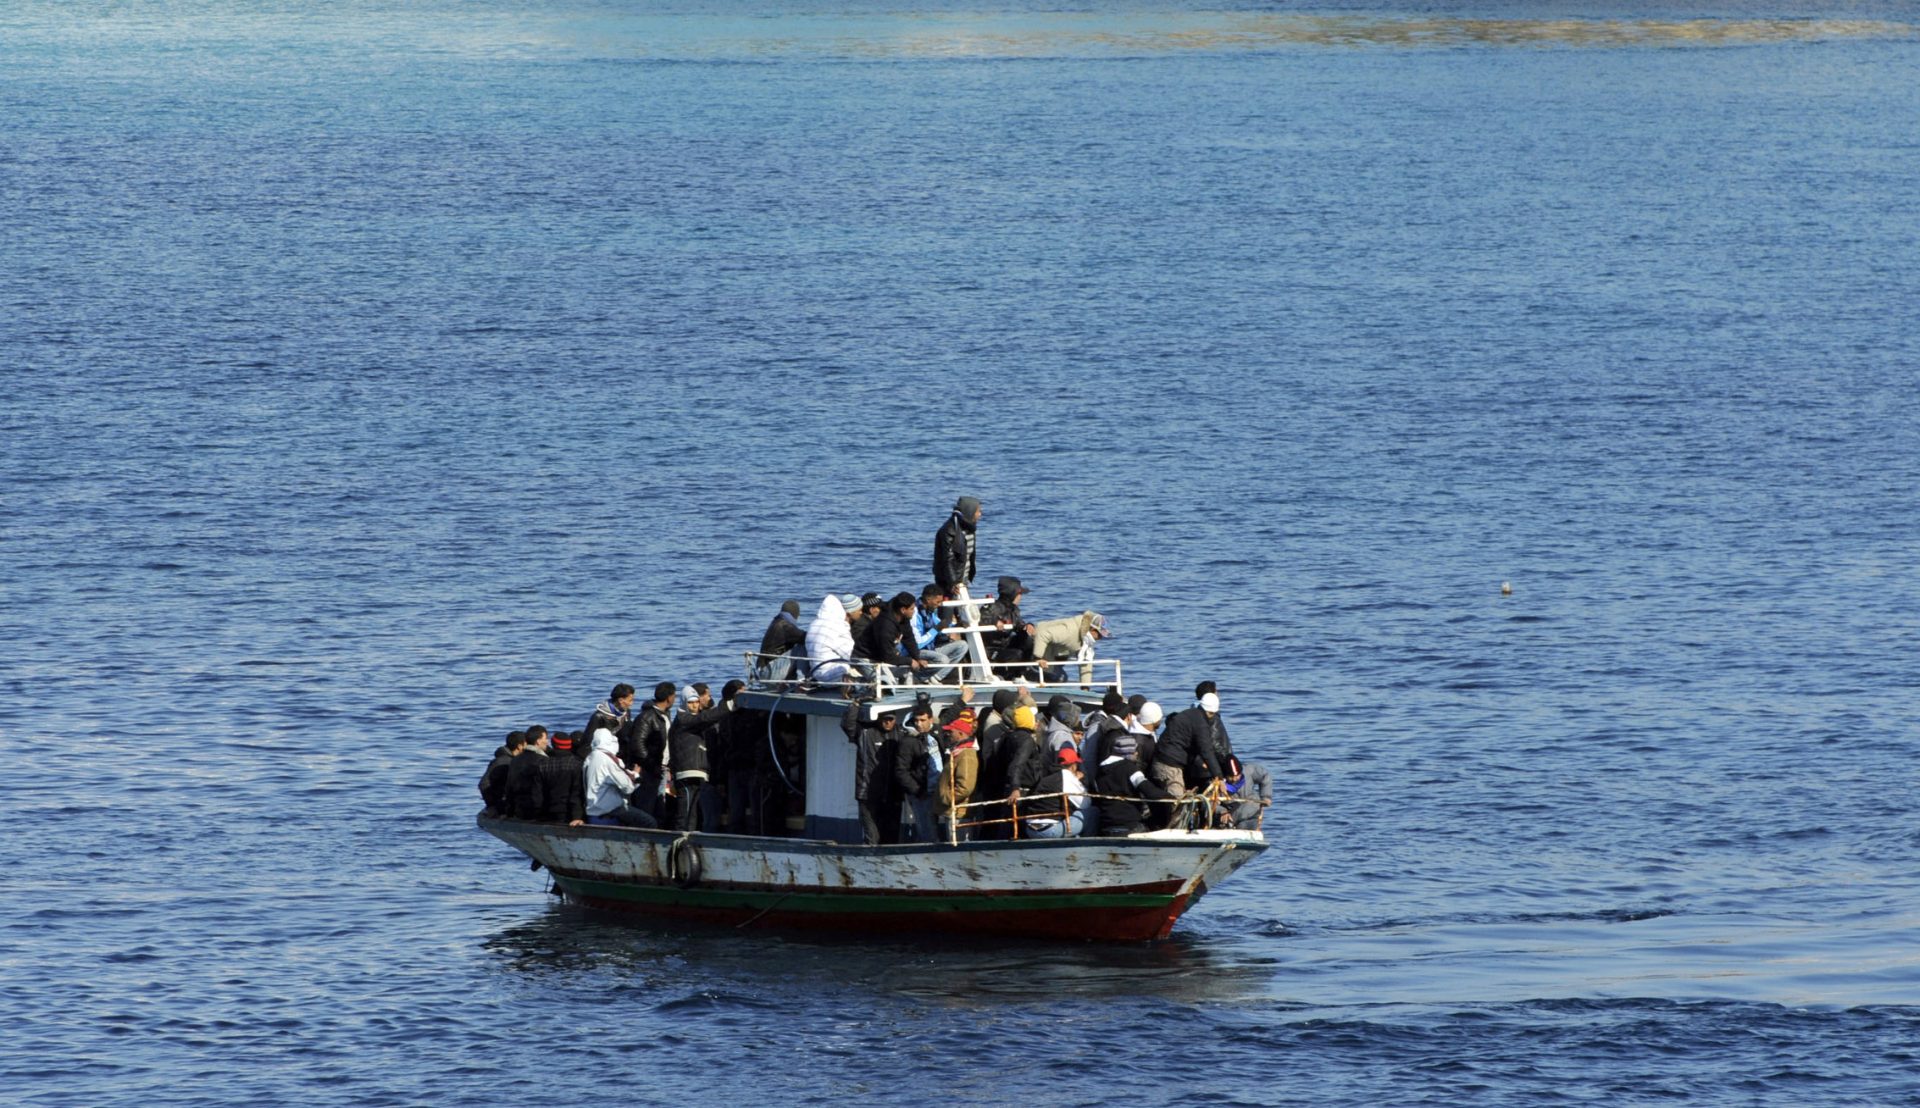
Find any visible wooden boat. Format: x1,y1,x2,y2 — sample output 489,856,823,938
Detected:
479,580,1269,941
478,817,1265,942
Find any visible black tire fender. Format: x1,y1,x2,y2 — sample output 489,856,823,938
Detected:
668,834,702,888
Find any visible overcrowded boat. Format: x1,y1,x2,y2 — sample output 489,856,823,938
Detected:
477,499,1269,941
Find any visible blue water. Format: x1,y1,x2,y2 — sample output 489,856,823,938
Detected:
5,1,1919,1103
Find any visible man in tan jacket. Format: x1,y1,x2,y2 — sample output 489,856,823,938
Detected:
1030,610,1112,685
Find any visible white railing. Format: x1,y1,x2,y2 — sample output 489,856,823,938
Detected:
742,651,1122,697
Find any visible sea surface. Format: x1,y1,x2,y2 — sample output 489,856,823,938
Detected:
4,0,1918,1103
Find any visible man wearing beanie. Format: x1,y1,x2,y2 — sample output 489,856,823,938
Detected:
536,728,587,826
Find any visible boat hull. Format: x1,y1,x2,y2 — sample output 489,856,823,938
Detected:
479,816,1265,942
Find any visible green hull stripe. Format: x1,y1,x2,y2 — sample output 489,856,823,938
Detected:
555,875,1178,914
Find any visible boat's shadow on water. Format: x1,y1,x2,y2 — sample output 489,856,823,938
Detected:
480,900,1278,1005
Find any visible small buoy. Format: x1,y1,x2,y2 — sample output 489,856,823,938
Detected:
1501,581,1513,596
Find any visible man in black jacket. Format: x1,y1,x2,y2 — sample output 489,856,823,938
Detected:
857,593,927,685
842,699,902,845
621,682,676,819
933,496,981,597
479,730,525,815
1185,681,1237,793
1094,730,1173,835
757,601,808,683
536,730,587,826
504,726,551,820
668,683,735,832
892,699,940,843
978,576,1033,665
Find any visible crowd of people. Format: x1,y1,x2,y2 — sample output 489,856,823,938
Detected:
755,498,1114,690
477,497,1273,842
479,677,1271,844
478,679,798,834
841,680,1271,844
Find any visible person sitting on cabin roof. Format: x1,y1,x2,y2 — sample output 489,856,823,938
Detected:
892,698,944,844
536,728,587,827
479,730,525,815
583,728,657,828
758,600,808,683
1031,611,1112,686
849,592,883,644
805,594,862,686
1092,727,1173,836
978,576,1032,667
935,698,979,842
933,496,982,597
842,697,902,845
1022,745,1088,839
912,583,971,684
504,726,550,820
856,592,927,686
586,684,635,747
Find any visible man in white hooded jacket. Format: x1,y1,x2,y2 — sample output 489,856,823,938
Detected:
805,594,862,685
583,729,658,828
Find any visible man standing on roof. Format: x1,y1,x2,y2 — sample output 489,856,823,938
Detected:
934,496,982,597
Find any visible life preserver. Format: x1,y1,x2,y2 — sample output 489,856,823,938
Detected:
668,834,702,888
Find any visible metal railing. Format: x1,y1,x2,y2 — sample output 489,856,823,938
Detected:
743,650,1122,697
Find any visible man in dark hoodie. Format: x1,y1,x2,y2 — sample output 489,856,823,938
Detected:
933,496,981,597
842,697,901,845
978,575,1034,666
536,729,587,826
757,600,808,683
504,726,551,820
479,730,526,815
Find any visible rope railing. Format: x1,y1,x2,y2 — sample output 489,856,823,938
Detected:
938,779,1266,844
